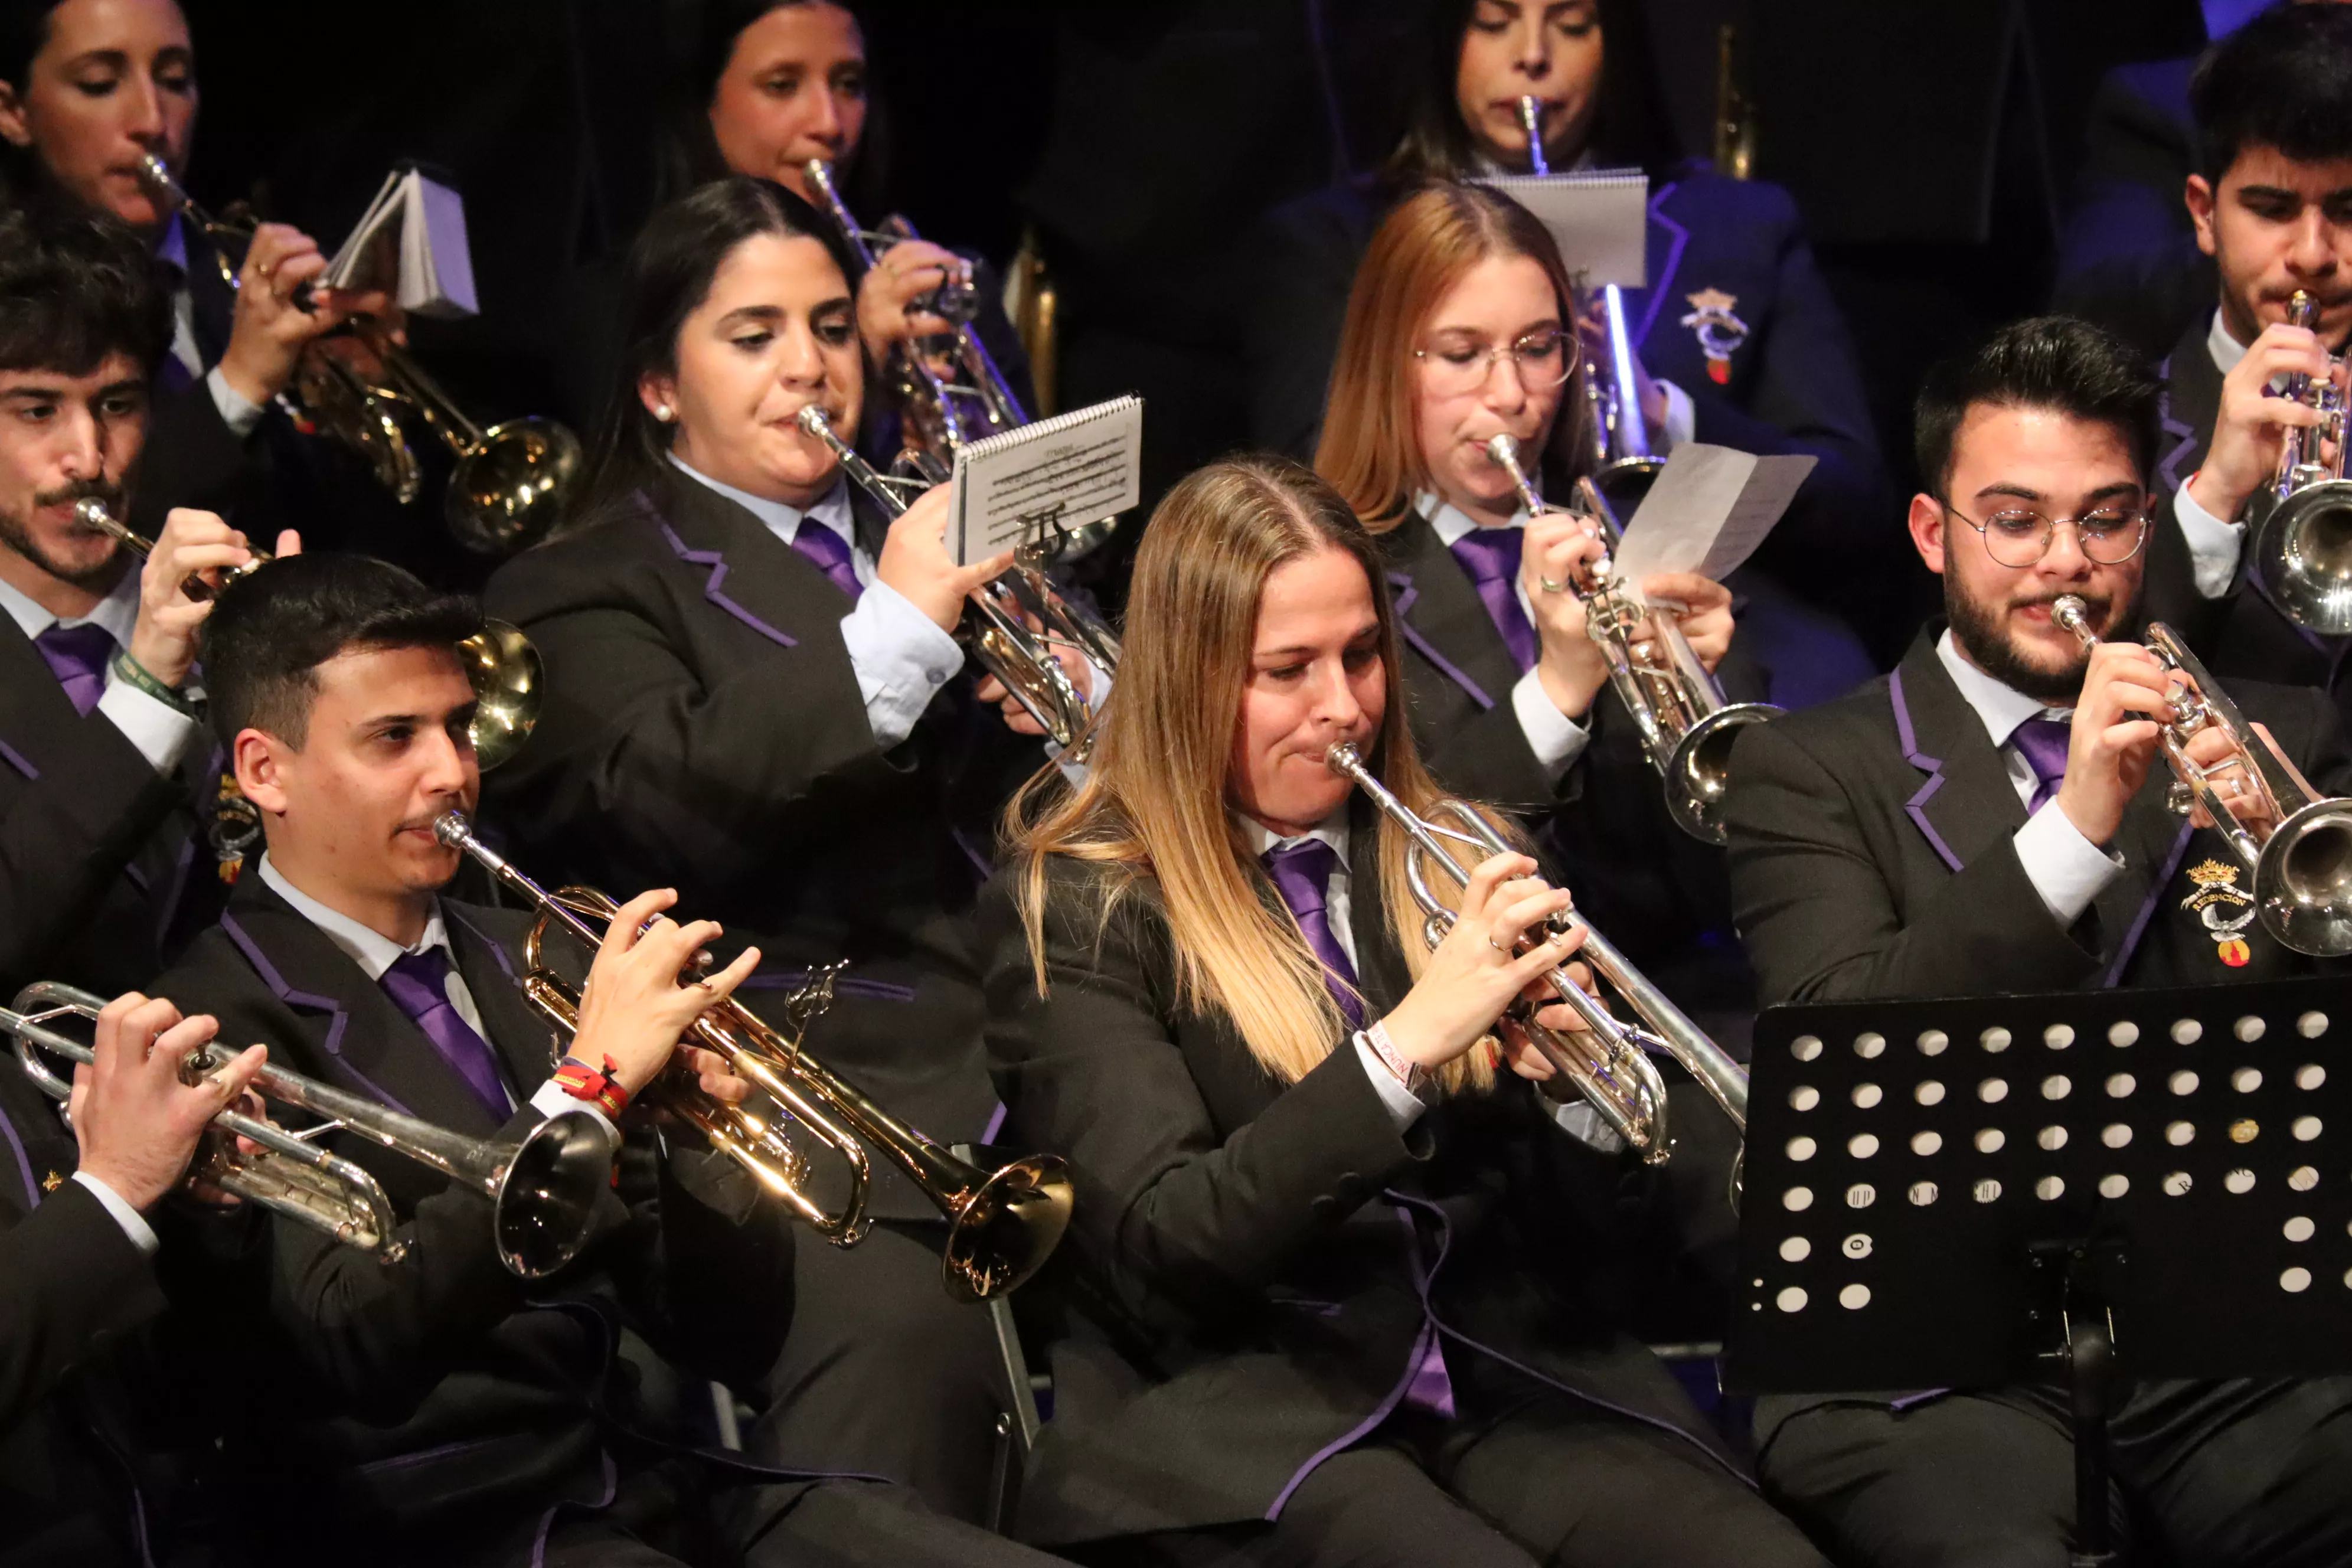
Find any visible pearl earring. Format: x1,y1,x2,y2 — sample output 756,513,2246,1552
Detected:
654,403,675,423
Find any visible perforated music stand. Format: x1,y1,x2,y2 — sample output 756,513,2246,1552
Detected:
1726,975,2352,1568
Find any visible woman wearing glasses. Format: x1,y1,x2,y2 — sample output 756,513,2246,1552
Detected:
1249,0,1895,669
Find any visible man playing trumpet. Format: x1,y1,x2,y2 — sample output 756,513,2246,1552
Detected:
1722,315,2352,1566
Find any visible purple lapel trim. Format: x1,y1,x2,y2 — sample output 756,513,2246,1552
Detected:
2154,357,2199,498
739,968,919,1004
0,738,34,781
651,514,798,651
531,1448,619,1568
952,825,995,886
0,1102,38,1209
221,913,413,1116
2101,818,2197,989
981,1099,1008,1145
1389,571,1494,711
1632,181,1688,348
1889,668,1964,874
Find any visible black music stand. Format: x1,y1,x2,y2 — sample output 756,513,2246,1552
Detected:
1726,975,2352,1568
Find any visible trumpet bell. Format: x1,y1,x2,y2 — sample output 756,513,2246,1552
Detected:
448,417,582,557
459,619,542,772
2258,478,2352,635
491,1111,613,1278
1665,700,1784,845
2255,796,2352,958
942,1152,1074,1304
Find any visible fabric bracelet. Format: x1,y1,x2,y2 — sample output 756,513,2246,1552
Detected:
109,648,199,717
554,1054,631,1118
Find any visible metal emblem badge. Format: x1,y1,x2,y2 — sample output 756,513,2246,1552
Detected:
2182,858,2256,968
1680,288,1749,385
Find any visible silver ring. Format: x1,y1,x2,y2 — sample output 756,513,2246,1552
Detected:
1487,935,1509,956
1537,576,1569,594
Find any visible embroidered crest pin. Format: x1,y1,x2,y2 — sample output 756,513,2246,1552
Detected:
40,1170,61,1193
1680,288,1749,385
2182,858,2256,967
210,772,262,886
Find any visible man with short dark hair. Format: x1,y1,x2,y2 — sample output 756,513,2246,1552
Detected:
2132,3,2352,716
0,198,273,996
1722,315,2352,1565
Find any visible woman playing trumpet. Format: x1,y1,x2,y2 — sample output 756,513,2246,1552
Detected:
982,455,1824,1568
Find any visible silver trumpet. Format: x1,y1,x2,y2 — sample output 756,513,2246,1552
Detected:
1520,95,1550,176
7,981,608,1278
1324,743,1749,1165
1485,434,1780,843
135,154,582,558
795,406,1115,757
2249,289,2352,633
73,496,262,602
2053,596,2352,955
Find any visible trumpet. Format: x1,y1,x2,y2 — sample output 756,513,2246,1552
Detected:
794,406,1116,758
432,812,1074,1302
803,158,1027,461
68,499,544,770
2249,289,2352,633
2053,596,2352,955
1324,743,1748,1164
8,981,608,1278
1485,435,1780,843
135,155,582,559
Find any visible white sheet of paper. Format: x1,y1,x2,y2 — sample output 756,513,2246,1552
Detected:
1469,170,1648,288
949,396,1144,565
1608,444,1817,601
323,169,478,319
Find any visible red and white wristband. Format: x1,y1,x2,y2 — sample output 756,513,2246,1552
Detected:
1356,1018,1430,1100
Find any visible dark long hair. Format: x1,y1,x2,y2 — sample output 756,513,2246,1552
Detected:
652,0,891,215
566,174,864,533
1383,0,1683,187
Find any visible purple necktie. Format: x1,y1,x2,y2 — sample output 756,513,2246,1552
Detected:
34,622,115,716
792,518,864,603
2011,716,2074,813
379,948,511,1120
1448,527,1539,674
1262,838,1365,1028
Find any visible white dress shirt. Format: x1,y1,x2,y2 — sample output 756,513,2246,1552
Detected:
71,1170,158,1255
0,568,199,777
257,855,617,1143
2166,308,2260,600
1933,631,2125,926
154,214,266,439
668,455,963,750
1417,494,1593,779
1235,812,1616,1146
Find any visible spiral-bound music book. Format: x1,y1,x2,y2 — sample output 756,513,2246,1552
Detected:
1472,169,1649,289
949,396,1145,566
320,166,479,319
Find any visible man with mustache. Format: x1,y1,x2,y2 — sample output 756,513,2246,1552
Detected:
0,197,276,995
1719,315,2352,1566
2132,3,2352,721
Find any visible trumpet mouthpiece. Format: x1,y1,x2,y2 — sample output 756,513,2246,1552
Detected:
431,811,472,850
72,497,112,531
136,152,187,208
2051,595,2092,637
1485,433,1521,469
795,405,835,439
1324,741,1364,776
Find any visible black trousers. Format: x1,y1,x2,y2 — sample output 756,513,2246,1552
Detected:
738,1218,1012,1523
1066,1395,1828,1568
1756,1378,2352,1567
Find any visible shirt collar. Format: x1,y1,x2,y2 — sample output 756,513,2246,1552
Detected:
2207,307,2248,379
0,561,142,648
1234,811,1351,870
257,852,453,983
668,452,854,551
1934,626,2070,749
1416,489,1531,548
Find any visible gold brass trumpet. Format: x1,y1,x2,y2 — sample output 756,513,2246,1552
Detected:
8,981,608,1278
135,154,582,558
70,497,543,771
1324,743,1749,1165
794,406,1116,759
432,812,1074,1302
1485,435,1779,843
2249,289,2352,633
2053,596,2352,955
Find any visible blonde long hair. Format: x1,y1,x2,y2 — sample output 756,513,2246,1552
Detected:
1008,456,1497,1095
1314,181,1587,534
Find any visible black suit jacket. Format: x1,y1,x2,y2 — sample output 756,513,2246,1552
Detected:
151,876,795,1567
1246,164,1887,583
0,613,218,998
978,807,1743,1547
1725,627,2352,1008
2050,57,2217,362
129,223,252,544
483,466,1043,1217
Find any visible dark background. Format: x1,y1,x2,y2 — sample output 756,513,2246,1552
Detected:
177,0,2219,625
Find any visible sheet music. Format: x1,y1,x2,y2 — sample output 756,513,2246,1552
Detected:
1608,443,1817,599
322,168,479,318
1471,169,1648,288
949,396,1144,566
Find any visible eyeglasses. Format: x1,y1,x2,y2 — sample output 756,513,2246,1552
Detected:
1943,501,2152,568
1412,329,1573,397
